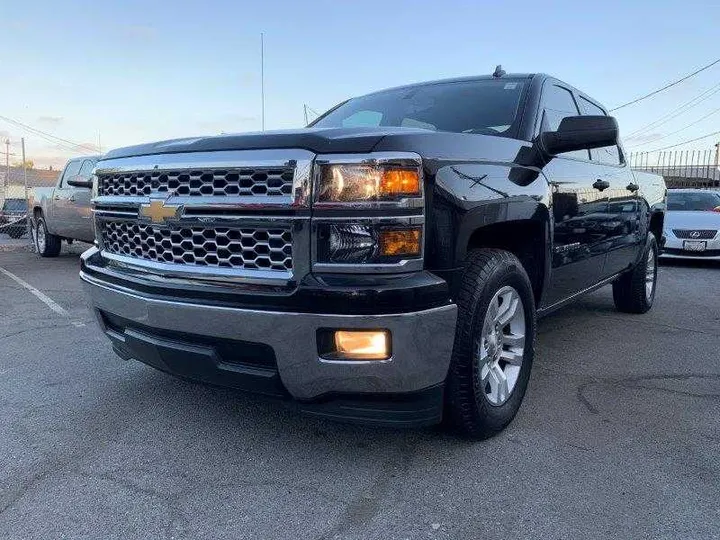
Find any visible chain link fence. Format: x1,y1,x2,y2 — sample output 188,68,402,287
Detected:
0,170,30,245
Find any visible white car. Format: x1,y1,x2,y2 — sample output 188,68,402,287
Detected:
662,189,720,260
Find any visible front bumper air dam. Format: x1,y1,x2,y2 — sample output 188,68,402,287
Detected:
80,270,457,426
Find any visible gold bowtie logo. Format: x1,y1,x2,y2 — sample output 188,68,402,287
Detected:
139,200,182,224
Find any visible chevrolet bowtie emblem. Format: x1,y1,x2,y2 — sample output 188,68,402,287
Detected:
139,200,182,224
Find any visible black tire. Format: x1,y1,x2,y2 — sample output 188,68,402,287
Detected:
8,227,25,239
444,249,536,439
612,234,658,314
35,215,62,257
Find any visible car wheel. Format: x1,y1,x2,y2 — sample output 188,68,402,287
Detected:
8,226,25,239
35,216,62,257
612,234,658,314
444,249,536,439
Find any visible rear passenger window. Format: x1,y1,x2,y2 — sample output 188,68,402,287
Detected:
542,85,589,160
578,96,622,166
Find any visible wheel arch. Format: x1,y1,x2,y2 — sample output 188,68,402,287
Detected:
461,207,551,306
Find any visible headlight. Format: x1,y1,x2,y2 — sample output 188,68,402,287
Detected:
317,223,422,264
314,153,423,206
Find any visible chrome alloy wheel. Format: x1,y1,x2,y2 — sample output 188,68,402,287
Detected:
645,246,656,301
30,220,38,251
476,285,526,406
36,222,45,254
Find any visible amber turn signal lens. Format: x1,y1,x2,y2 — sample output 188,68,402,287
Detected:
379,228,422,257
334,330,390,360
379,169,421,197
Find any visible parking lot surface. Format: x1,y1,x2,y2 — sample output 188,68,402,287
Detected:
0,245,718,540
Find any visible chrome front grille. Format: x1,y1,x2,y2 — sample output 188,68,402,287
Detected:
672,229,717,239
100,221,293,271
93,149,314,281
97,167,295,197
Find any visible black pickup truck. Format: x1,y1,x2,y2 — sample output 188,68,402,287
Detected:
80,71,666,438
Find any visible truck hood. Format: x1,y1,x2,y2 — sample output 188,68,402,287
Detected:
102,127,434,160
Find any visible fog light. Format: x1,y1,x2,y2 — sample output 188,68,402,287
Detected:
317,329,391,360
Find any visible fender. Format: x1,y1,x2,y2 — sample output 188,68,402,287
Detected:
427,160,552,265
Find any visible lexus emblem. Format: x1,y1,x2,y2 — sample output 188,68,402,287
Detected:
690,231,701,239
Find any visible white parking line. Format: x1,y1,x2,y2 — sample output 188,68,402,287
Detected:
0,265,73,318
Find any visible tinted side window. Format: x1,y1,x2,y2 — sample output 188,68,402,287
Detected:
578,96,622,165
59,160,82,188
78,159,95,178
542,85,588,160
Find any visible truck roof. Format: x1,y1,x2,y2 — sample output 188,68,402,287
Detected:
359,73,540,98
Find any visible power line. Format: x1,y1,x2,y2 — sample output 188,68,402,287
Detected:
624,81,720,139
609,57,720,112
645,129,720,152
0,114,98,153
627,105,720,148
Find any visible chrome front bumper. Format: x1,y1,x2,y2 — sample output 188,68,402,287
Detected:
80,271,457,400
661,232,720,260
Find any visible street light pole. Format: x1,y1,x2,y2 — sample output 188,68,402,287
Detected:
261,33,265,131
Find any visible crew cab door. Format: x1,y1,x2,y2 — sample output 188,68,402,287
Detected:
65,158,96,242
50,159,83,236
577,96,640,277
539,83,611,307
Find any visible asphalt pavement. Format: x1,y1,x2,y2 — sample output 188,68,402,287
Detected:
0,242,718,540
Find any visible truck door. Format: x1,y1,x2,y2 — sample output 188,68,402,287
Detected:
539,83,611,307
576,96,640,277
51,159,83,237
65,158,96,242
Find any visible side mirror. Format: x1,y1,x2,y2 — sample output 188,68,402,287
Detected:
66,175,93,189
541,115,618,156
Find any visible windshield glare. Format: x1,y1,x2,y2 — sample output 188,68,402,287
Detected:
667,191,720,211
313,79,526,136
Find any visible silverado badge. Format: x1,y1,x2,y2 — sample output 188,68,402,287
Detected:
139,200,182,224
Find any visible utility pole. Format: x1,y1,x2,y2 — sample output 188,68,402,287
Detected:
261,33,265,131
21,138,28,203
4,139,10,189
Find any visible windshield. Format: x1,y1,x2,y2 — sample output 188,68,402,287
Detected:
2,199,27,212
667,191,720,211
312,79,527,136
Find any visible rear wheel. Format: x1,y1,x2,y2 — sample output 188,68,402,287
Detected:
35,216,61,257
444,249,536,439
8,225,25,239
612,234,658,314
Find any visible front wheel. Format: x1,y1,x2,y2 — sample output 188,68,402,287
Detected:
8,226,25,239
35,216,62,257
444,249,536,439
612,234,658,314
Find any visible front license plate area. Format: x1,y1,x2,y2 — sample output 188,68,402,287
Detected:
683,240,706,252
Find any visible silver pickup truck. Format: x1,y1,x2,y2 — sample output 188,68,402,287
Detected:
30,156,100,256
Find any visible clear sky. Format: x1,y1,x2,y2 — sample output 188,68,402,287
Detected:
2,0,719,168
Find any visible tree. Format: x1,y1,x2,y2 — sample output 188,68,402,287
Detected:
12,159,34,169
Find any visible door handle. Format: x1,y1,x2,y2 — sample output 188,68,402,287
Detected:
626,182,639,192
592,179,610,191
68,196,76,202
53,196,61,200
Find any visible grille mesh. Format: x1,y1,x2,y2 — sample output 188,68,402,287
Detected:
97,168,295,198
100,221,292,271
672,229,717,240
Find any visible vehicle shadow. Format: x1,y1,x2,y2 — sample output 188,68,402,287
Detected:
659,257,720,270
